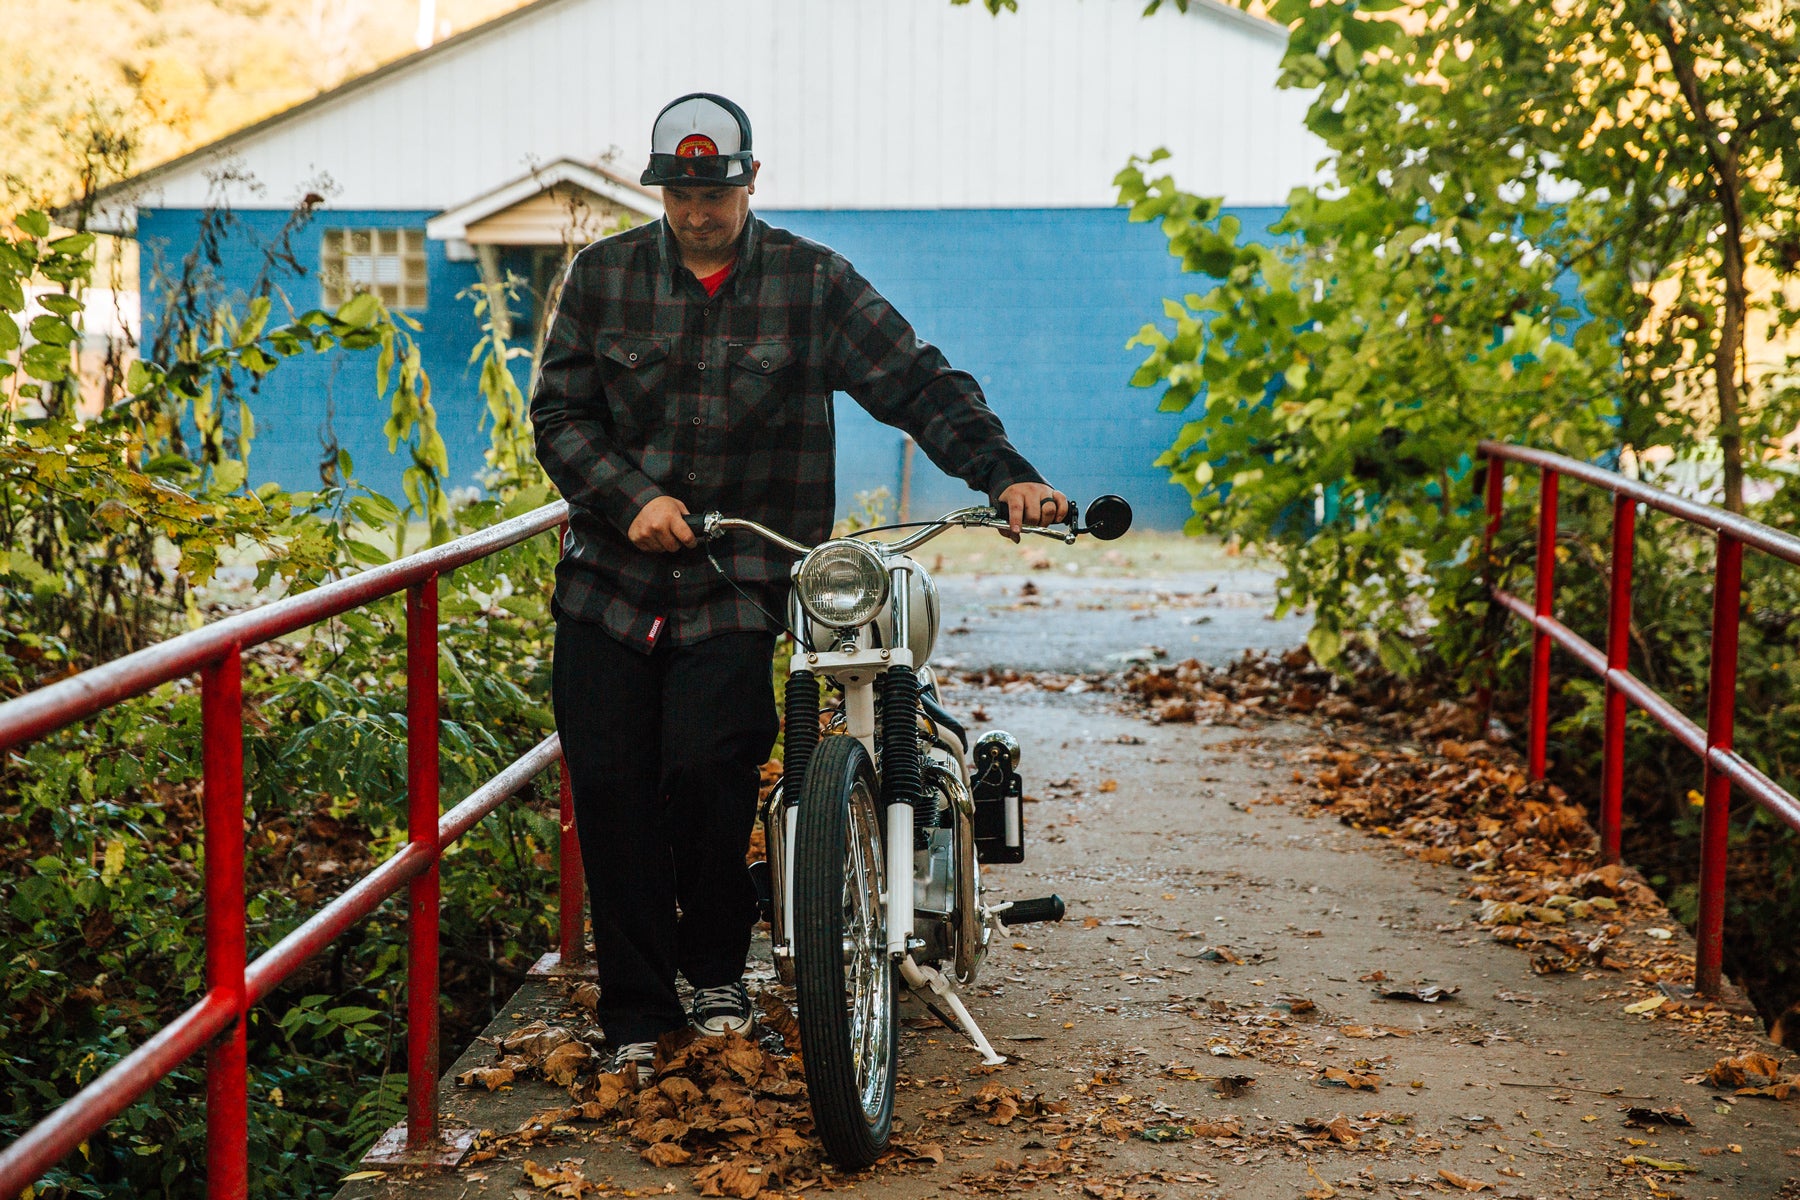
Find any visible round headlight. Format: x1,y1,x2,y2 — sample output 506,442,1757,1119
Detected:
796,540,890,629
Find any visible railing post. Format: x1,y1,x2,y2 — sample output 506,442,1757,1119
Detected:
1527,468,1559,780
553,519,588,970
1483,454,1506,552
1696,533,1743,998
202,648,248,1200
558,757,588,965
406,577,442,1149
1600,494,1637,863
1475,454,1506,724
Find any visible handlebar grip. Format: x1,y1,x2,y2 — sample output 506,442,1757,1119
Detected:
989,500,1079,527
683,514,708,537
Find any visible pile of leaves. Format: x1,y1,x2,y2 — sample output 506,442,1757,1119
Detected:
1296,737,1718,992
1695,1050,1800,1100
1119,647,1363,727
455,986,1043,1197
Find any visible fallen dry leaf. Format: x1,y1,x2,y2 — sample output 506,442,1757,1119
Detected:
694,1157,766,1198
1376,984,1459,1003
1704,1051,1783,1089
1623,1105,1692,1129
457,1065,516,1091
1296,1115,1361,1146
1437,1167,1494,1191
1339,1024,1413,1039
1319,1067,1382,1091
1190,1116,1243,1138
542,1041,593,1086
522,1158,603,1198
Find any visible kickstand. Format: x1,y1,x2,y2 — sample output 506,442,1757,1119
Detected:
899,956,1006,1066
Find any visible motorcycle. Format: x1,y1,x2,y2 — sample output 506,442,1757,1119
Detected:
683,495,1132,1167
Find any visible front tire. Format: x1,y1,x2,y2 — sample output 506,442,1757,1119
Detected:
794,735,897,1168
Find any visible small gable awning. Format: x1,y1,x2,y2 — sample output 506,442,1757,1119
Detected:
425,159,661,254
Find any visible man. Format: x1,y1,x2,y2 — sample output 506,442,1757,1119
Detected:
531,92,1067,1072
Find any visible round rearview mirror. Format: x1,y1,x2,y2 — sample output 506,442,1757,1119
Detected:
1084,495,1132,541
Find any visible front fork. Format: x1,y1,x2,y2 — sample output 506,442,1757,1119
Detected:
773,648,921,964
771,610,1006,1065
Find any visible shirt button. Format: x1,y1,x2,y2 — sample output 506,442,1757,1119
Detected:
704,307,712,316
692,416,701,425
697,360,707,370
628,352,638,362
761,359,771,369
687,471,697,481
672,569,682,579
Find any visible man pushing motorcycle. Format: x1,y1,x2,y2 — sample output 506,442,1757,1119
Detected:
530,92,1067,1074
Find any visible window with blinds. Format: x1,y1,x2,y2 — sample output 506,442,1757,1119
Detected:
320,228,429,310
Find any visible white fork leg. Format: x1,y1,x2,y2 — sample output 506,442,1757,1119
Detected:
885,802,914,956
898,957,1007,1066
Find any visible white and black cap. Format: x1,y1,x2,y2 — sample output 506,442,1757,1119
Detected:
641,93,755,187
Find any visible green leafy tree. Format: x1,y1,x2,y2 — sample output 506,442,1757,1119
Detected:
1118,0,1800,672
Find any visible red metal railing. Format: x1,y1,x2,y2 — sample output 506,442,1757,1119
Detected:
0,500,588,1197
1479,441,1800,998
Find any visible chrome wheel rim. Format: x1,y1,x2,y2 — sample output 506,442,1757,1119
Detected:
843,777,892,1125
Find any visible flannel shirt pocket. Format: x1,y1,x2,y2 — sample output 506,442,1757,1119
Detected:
597,334,670,429
727,339,801,428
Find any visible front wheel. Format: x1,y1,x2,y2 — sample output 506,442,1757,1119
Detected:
794,735,897,1168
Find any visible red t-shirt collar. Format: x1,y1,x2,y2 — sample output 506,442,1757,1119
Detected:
697,261,735,297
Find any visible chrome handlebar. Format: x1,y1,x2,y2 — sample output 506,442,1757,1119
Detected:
685,514,813,555
683,504,1082,557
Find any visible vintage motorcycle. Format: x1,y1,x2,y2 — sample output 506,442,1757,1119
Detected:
684,495,1132,1167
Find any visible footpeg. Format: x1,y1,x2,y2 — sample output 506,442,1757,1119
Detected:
997,895,1065,926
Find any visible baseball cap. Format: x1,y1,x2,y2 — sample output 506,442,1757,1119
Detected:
641,93,755,187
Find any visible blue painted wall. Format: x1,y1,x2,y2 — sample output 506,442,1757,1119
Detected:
138,206,1283,527
138,207,493,503
763,207,1281,528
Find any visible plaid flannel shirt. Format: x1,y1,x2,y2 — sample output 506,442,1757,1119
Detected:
532,215,1045,653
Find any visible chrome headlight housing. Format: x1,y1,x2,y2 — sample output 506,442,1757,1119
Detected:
796,539,890,629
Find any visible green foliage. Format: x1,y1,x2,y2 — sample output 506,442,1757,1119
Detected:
461,273,547,495
1117,143,1614,674
1122,0,1800,676
0,206,454,681
1,207,562,1198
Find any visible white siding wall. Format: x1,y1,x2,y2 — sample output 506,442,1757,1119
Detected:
124,0,1320,212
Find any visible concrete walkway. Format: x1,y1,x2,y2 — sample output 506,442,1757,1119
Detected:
339,562,1796,1200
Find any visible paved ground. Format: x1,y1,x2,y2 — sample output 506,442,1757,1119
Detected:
932,567,1312,675
338,566,1797,1200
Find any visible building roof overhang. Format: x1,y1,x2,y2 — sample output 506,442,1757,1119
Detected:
426,159,661,249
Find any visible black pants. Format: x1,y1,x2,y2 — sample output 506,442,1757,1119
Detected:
552,618,779,1046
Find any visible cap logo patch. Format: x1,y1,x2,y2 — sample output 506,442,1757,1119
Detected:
676,133,719,158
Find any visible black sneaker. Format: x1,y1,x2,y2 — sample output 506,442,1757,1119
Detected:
689,982,754,1037
608,1040,657,1078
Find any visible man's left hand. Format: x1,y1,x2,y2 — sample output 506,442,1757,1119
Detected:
997,483,1071,541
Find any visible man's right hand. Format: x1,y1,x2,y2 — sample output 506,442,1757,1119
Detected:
628,495,697,552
